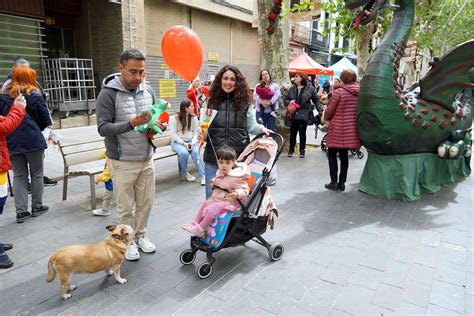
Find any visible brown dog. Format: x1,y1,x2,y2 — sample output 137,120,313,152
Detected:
47,224,133,299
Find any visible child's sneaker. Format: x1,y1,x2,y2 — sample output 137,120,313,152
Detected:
181,222,204,237
200,177,205,186
137,236,156,253
270,111,277,118
92,208,110,216
125,242,140,261
258,117,264,124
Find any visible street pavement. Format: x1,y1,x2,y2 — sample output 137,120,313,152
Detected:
0,125,472,315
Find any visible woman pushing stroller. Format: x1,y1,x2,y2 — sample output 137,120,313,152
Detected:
181,146,250,237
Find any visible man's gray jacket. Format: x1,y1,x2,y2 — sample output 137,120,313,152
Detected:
96,74,156,161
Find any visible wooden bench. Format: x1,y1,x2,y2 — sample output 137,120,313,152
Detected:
58,131,178,210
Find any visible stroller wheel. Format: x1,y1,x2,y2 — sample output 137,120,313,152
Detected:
357,151,364,159
196,262,213,279
350,149,357,155
179,249,196,265
268,243,284,261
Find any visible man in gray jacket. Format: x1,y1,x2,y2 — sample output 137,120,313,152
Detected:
96,48,164,261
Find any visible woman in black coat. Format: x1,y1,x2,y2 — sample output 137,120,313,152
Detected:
284,72,320,158
0,66,52,223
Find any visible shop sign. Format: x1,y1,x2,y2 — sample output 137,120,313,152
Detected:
159,79,176,98
208,52,219,61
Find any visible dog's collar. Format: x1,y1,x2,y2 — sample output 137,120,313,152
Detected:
112,234,128,244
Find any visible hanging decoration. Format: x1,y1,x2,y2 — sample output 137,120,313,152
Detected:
266,0,282,35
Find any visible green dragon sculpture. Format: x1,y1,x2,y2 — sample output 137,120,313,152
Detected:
346,0,473,200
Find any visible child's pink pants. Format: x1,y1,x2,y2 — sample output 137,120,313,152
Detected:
194,200,237,229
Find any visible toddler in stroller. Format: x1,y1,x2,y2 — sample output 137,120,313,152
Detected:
181,146,251,237
179,133,285,279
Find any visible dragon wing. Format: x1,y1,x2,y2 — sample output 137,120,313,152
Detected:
419,39,474,112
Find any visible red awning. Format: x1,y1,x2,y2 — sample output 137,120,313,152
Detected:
289,52,334,76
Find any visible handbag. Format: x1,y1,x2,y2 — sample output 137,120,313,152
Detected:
293,108,316,125
307,110,316,126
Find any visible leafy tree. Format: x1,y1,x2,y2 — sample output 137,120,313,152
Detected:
321,0,390,77
414,0,474,57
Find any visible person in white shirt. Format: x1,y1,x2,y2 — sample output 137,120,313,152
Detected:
169,99,205,185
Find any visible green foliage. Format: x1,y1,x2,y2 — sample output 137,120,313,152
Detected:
282,0,314,18
413,0,474,56
289,0,314,12
321,0,392,54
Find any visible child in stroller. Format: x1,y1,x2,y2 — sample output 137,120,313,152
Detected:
181,146,251,237
179,133,285,279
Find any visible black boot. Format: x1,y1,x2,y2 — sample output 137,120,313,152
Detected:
337,182,345,192
32,205,49,217
0,243,13,251
16,211,31,223
43,176,58,186
325,182,338,191
0,244,13,269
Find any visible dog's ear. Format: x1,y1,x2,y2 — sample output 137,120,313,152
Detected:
106,225,117,232
121,227,130,241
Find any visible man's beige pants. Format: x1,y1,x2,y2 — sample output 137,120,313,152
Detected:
109,158,155,241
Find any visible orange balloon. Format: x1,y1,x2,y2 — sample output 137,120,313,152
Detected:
161,25,203,82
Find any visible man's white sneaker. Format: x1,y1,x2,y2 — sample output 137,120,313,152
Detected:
92,208,110,216
181,172,196,182
200,177,205,186
125,242,140,261
137,236,156,253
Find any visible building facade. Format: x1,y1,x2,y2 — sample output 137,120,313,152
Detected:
0,0,261,109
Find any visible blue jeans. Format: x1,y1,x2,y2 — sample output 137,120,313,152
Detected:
204,162,218,199
171,142,204,177
261,112,277,131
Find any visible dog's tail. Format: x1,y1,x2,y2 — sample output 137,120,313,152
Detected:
46,255,56,283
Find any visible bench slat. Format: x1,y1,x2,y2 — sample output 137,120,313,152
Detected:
65,149,106,166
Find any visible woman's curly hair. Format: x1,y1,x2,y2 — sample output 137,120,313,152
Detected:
207,65,252,112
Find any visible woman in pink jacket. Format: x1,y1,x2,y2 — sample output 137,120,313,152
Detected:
323,69,360,192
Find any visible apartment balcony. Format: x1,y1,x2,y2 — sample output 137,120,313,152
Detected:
309,29,329,52
290,24,311,45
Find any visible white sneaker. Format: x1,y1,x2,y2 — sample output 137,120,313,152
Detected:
125,242,140,261
181,172,196,182
92,208,110,216
137,236,156,253
200,177,205,186
270,111,278,118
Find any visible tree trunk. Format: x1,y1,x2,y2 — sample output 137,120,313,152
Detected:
256,0,291,151
355,21,376,77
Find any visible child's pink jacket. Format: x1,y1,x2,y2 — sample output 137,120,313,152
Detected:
210,162,251,204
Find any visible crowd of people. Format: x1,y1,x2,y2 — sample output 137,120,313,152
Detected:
0,48,361,269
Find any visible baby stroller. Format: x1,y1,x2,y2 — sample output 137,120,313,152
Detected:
320,133,364,159
179,133,285,279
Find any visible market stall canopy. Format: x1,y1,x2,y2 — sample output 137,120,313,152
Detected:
328,57,358,77
289,52,334,76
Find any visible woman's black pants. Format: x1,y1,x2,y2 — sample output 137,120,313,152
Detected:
289,120,308,154
327,148,349,184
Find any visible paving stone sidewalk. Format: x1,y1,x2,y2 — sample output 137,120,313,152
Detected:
0,126,472,315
